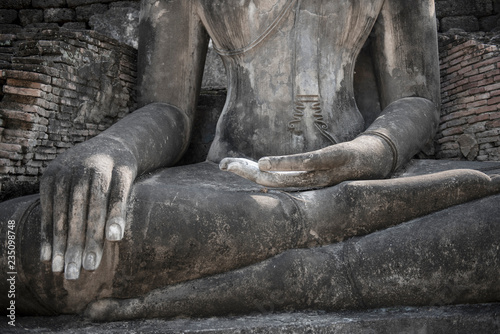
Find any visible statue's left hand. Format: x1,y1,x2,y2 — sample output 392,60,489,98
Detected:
220,135,393,188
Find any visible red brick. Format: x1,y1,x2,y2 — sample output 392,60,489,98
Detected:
490,112,500,120
458,65,473,75
468,73,486,83
468,87,486,95
485,69,500,78
488,96,500,105
474,93,491,101
484,83,500,92
437,136,458,144
472,57,500,69
447,64,461,74
0,109,39,123
3,85,44,98
467,100,488,109
478,64,496,74
460,54,483,68
442,127,464,137
490,89,500,97
3,70,52,84
468,114,491,124
471,104,498,114
486,119,500,129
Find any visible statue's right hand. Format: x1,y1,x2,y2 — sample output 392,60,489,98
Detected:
39,136,138,280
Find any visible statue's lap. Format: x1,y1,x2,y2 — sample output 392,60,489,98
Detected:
1,159,500,314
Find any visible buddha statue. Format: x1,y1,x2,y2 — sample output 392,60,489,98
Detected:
1,0,499,319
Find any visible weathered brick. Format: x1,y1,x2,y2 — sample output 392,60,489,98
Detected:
488,96,500,106
442,127,464,137
467,100,488,109
478,64,496,74
468,114,491,124
3,70,52,84
471,105,498,114
486,119,500,129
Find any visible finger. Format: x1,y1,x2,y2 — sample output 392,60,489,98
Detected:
64,170,90,280
106,166,134,241
225,159,260,182
258,146,351,172
83,165,112,271
40,171,55,262
254,170,334,188
219,158,256,171
51,173,71,273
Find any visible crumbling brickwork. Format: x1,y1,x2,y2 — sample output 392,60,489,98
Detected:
436,34,500,161
0,28,136,199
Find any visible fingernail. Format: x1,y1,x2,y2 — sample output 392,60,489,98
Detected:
52,254,64,272
41,242,52,262
107,220,123,241
259,158,271,171
219,160,228,171
65,262,80,280
84,252,97,270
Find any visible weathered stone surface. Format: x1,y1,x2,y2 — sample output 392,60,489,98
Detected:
1,304,499,333
441,16,480,32
32,0,67,9
201,42,227,90
18,10,44,27
44,8,76,24
75,4,108,22
0,10,18,24
480,14,500,31
109,1,140,10
67,0,115,8
89,7,138,48
436,0,494,17
0,0,31,10
62,22,87,30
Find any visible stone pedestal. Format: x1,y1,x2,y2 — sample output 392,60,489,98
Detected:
2,304,499,333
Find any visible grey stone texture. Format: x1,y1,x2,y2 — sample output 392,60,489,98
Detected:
0,10,18,24
67,0,116,7
89,6,138,48
436,0,494,17
1,304,499,333
436,0,499,31
0,0,31,10
32,0,67,9
44,8,76,23
75,4,109,22
441,16,480,32
18,10,44,27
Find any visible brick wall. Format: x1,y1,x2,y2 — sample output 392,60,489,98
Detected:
436,33,500,161
0,28,136,200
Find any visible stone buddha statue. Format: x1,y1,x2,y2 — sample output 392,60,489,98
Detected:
1,0,499,320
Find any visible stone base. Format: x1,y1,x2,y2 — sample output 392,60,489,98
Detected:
2,304,499,333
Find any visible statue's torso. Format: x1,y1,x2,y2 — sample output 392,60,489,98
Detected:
198,0,385,161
